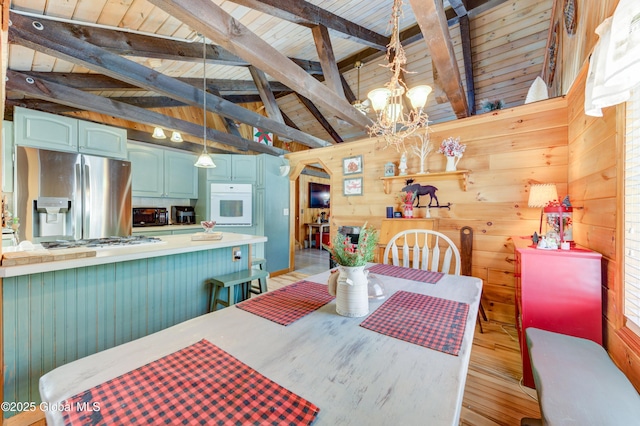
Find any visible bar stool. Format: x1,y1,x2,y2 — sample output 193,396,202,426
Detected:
249,257,268,295
208,268,269,312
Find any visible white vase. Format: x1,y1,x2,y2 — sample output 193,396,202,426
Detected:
335,265,369,317
445,155,461,171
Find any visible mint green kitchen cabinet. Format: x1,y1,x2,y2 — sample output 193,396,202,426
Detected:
206,154,232,180
13,107,128,159
164,150,199,198
128,143,164,197
78,120,127,159
206,154,256,182
255,154,290,273
2,121,13,193
14,106,78,152
128,142,198,198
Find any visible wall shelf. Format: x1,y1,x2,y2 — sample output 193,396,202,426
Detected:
380,170,470,193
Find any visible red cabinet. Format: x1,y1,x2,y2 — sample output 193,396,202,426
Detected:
513,237,602,388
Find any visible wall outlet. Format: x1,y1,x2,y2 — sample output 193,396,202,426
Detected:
232,246,241,261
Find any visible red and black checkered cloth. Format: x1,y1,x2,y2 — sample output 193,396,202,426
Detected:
61,339,320,426
360,291,469,356
236,280,334,326
367,264,444,284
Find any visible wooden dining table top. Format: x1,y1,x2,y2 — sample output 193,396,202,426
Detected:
39,266,482,425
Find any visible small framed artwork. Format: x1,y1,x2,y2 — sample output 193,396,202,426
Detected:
343,177,363,196
343,155,363,175
384,162,396,177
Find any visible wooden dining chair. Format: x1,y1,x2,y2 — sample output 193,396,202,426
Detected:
461,226,488,333
382,229,461,275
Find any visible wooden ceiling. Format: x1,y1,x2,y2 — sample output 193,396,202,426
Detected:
4,0,553,155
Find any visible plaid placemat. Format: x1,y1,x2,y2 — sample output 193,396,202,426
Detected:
367,264,444,284
236,280,334,326
62,339,320,426
360,291,469,355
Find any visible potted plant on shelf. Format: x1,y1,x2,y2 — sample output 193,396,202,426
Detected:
324,223,378,317
437,137,466,171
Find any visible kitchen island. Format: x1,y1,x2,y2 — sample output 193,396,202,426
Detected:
1,232,267,419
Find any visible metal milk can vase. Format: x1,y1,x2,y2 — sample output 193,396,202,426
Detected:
445,155,461,171
334,265,369,317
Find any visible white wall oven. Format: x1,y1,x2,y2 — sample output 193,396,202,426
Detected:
210,183,252,226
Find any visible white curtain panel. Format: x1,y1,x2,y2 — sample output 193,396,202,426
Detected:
585,1,640,116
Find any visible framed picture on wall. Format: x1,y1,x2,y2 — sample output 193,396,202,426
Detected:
343,177,363,196
343,155,363,175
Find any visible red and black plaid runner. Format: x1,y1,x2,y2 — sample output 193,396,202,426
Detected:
61,339,320,425
236,280,334,326
360,291,469,356
367,264,444,284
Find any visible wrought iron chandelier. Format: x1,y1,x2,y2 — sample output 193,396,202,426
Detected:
367,0,432,151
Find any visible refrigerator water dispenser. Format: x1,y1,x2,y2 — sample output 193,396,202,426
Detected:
34,197,71,239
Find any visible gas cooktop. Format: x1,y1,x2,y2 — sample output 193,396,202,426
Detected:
41,235,163,249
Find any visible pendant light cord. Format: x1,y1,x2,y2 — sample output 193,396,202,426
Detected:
202,36,208,155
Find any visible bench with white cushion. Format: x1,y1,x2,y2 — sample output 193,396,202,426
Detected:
521,327,640,425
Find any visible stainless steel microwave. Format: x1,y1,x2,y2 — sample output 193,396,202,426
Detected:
132,207,168,227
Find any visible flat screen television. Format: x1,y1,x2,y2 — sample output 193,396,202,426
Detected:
309,182,330,208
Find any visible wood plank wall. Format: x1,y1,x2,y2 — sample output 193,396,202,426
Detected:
286,96,568,324
564,18,640,393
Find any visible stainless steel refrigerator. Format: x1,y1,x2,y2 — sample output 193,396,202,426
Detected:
15,146,132,243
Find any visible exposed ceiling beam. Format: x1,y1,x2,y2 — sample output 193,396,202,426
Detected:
224,0,389,50
448,0,468,16
19,72,292,94
296,94,342,144
249,65,285,123
9,11,324,75
147,0,372,131
209,87,243,137
6,70,284,155
312,25,345,100
458,15,476,115
9,11,330,149
4,94,275,115
409,0,469,118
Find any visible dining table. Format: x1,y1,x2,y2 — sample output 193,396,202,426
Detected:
38,265,482,425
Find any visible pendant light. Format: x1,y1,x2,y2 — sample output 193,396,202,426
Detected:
152,127,167,139
194,35,216,169
170,131,183,143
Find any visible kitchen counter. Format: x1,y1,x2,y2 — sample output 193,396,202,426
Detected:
2,231,267,417
0,233,266,278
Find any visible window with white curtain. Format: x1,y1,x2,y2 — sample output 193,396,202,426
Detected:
624,88,640,335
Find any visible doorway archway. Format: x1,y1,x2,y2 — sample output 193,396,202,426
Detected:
288,158,332,272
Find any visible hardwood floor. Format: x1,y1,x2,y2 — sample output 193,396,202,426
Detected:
274,249,543,425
